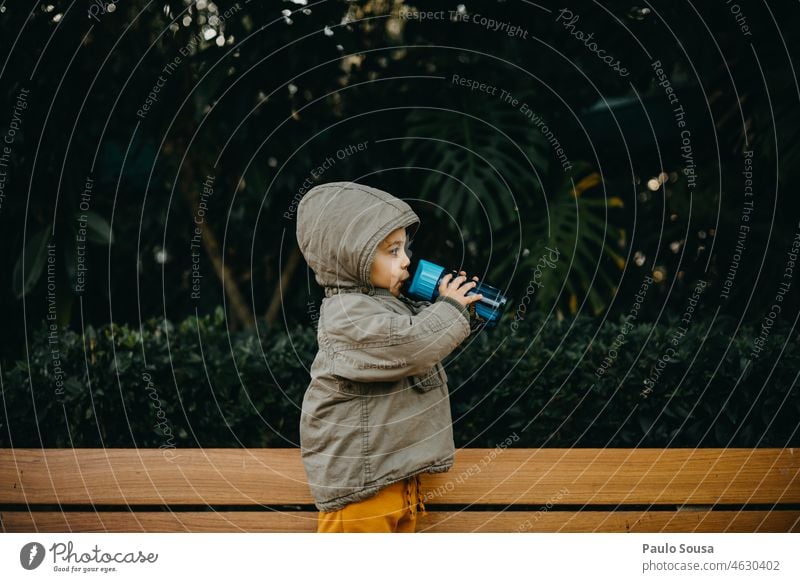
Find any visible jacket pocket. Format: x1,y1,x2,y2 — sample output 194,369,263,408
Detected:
411,362,446,393
334,376,365,396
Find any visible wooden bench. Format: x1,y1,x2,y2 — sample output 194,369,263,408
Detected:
1,448,798,532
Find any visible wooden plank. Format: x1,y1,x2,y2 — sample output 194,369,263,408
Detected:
2,448,798,505
421,448,800,505
0,511,317,533
2,510,797,533
417,510,800,533
0,448,311,505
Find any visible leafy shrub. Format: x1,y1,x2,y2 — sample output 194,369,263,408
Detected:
2,308,797,448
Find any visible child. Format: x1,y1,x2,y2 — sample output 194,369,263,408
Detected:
296,181,483,533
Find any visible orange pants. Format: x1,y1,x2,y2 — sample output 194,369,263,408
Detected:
316,473,427,533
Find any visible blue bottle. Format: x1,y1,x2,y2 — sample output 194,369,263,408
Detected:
404,259,507,328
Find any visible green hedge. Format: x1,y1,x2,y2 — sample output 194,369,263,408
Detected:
2,308,798,448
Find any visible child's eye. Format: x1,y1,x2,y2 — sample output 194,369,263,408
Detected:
390,248,400,256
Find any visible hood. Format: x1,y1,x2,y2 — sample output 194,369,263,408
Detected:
296,181,419,295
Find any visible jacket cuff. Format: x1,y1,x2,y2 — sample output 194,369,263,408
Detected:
435,295,470,324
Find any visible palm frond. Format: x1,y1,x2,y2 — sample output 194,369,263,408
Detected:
492,168,626,317
402,103,549,232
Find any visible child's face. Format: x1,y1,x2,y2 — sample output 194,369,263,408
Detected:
369,227,411,297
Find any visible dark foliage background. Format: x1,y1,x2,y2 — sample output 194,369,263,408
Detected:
1,1,798,447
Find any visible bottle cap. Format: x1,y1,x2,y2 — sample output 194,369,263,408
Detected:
406,259,446,301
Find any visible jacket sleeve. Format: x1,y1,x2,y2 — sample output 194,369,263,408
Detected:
322,293,471,382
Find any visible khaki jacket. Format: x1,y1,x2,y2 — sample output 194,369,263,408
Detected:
296,181,472,511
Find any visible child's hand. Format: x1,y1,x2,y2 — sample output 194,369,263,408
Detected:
438,270,484,308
